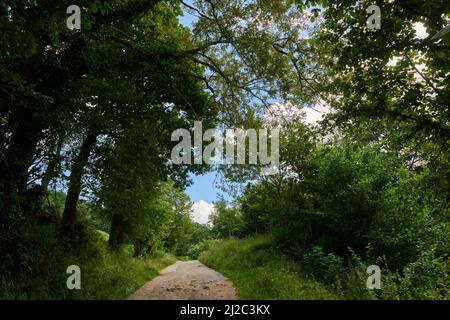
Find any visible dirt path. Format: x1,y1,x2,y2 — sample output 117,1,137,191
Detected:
128,260,238,300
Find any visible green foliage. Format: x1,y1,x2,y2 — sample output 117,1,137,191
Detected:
369,167,450,269
200,236,449,300
236,123,449,299
381,248,450,300
67,252,176,300
96,230,109,242
191,223,213,244
1,0,448,301
210,198,245,238
164,185,197,256
301,246,345,283
0,220,175,299
312,0,450,153
187,239,219,260
0,0,217,292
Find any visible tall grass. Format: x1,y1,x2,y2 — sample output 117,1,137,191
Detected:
200,236,449,300
199,236,339,299
0,223,175,300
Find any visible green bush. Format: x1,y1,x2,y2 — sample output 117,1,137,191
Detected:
188,239,219,259
380,248,450,300
301,246,345,283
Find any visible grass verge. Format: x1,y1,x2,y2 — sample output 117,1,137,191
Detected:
199,236,339,299
68,251,176,299
0,224,176,300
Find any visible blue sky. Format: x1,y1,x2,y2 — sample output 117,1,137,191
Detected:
178,0,196,29
185,172,229,203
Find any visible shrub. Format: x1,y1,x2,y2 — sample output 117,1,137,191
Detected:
188,240,219,259
301,246,345,283
401,249,449,299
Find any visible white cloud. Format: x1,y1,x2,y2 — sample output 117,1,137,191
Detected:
387,56,400,67
191,200,214,225
303,102,329,126
264,101,330,128
263,102,304,127
413,22,428,39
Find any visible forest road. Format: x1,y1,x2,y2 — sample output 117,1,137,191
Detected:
127,260,238,300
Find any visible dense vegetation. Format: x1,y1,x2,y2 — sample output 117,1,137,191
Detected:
200,0,449,300
206,120,449,300
0,0,216,298
203,133,450,298
1,0,448,299
200,235,449,300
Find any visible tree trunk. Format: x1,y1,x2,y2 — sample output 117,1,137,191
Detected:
0,112,42,220
133,240,143,258
145,243,154,256
60,132,97,234
109,214,126,250
41,139,63,193
0,112,43,273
